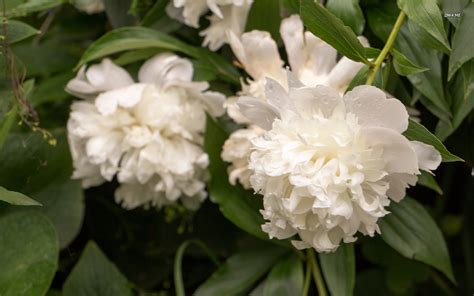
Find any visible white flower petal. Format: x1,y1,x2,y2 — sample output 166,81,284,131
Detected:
138,53,193,85
344,85,409,133
227,30,285,82
95,83,147,115
361,127,418,175
410,140,442,172
237,96,280,130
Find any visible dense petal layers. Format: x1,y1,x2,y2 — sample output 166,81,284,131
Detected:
166,0,253,50
222,14,367,188
67,54,225,210
238,80,441,252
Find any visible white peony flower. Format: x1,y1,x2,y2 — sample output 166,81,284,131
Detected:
222,14,367,189
166,0,253,51
236,77,441,252
66,53,225,210
71,0,105,14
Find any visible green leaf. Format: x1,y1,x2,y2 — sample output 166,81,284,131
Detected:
174,240,219,296
246,0,281,41
326,0,365,35
417,171,443,195
0,186,41,206
194,246,288,296
0,211,58,296
30,72,74,107
361,238,429,295
76,27,239,84
3,19,39,44
31,179,85,249
435,61,474,140
0,131,85,249
448,3,474,80
282,0,299,14
347,65,369,91
319,243,355,296
440,0,469,28
4,0,66,17
379,197,455,283
392,48,429,76
63,241,133,296
367,6,450,118
263,254,304,296
403,119,463,162
204,117,273,241
397,0,450,53
300,0,369,64
140,0,169,27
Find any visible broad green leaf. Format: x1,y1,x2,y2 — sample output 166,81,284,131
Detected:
300,0,369,64
379,197,455,282
63,241,132,296
0,211,58,296
0,131,85,249
113,48,164,66
0,186,41,206
204,117,269,241
403,119,463,162
448,3,474,80
397,0,450,53
392,48,429,76
417,171,443,195
174,240,219,296
367,5,450,118
3,19,39,44
319,243,355,296
4,0,66,17
326,0,365,35
31,179,85,249
194,246,288,296
246,0,281,41
283,0,299,14
76,27,239,84
263,254,304,296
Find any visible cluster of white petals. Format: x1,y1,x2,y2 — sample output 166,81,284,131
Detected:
166,0,253,51
71,0,105,14
222,15,367,189
66,53,225,210
236,76,441,252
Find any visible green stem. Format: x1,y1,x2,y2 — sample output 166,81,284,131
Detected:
302,258,311,296
366,11,406,85
307,249,327,296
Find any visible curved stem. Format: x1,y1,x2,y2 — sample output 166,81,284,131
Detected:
302,257,312,296
366,11,406,85
307,249,327,296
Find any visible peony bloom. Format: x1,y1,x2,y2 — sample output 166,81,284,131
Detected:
71,0,105,14
236,77,441,252
66,53,225,210
166,0,253,51
222,14,367,189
